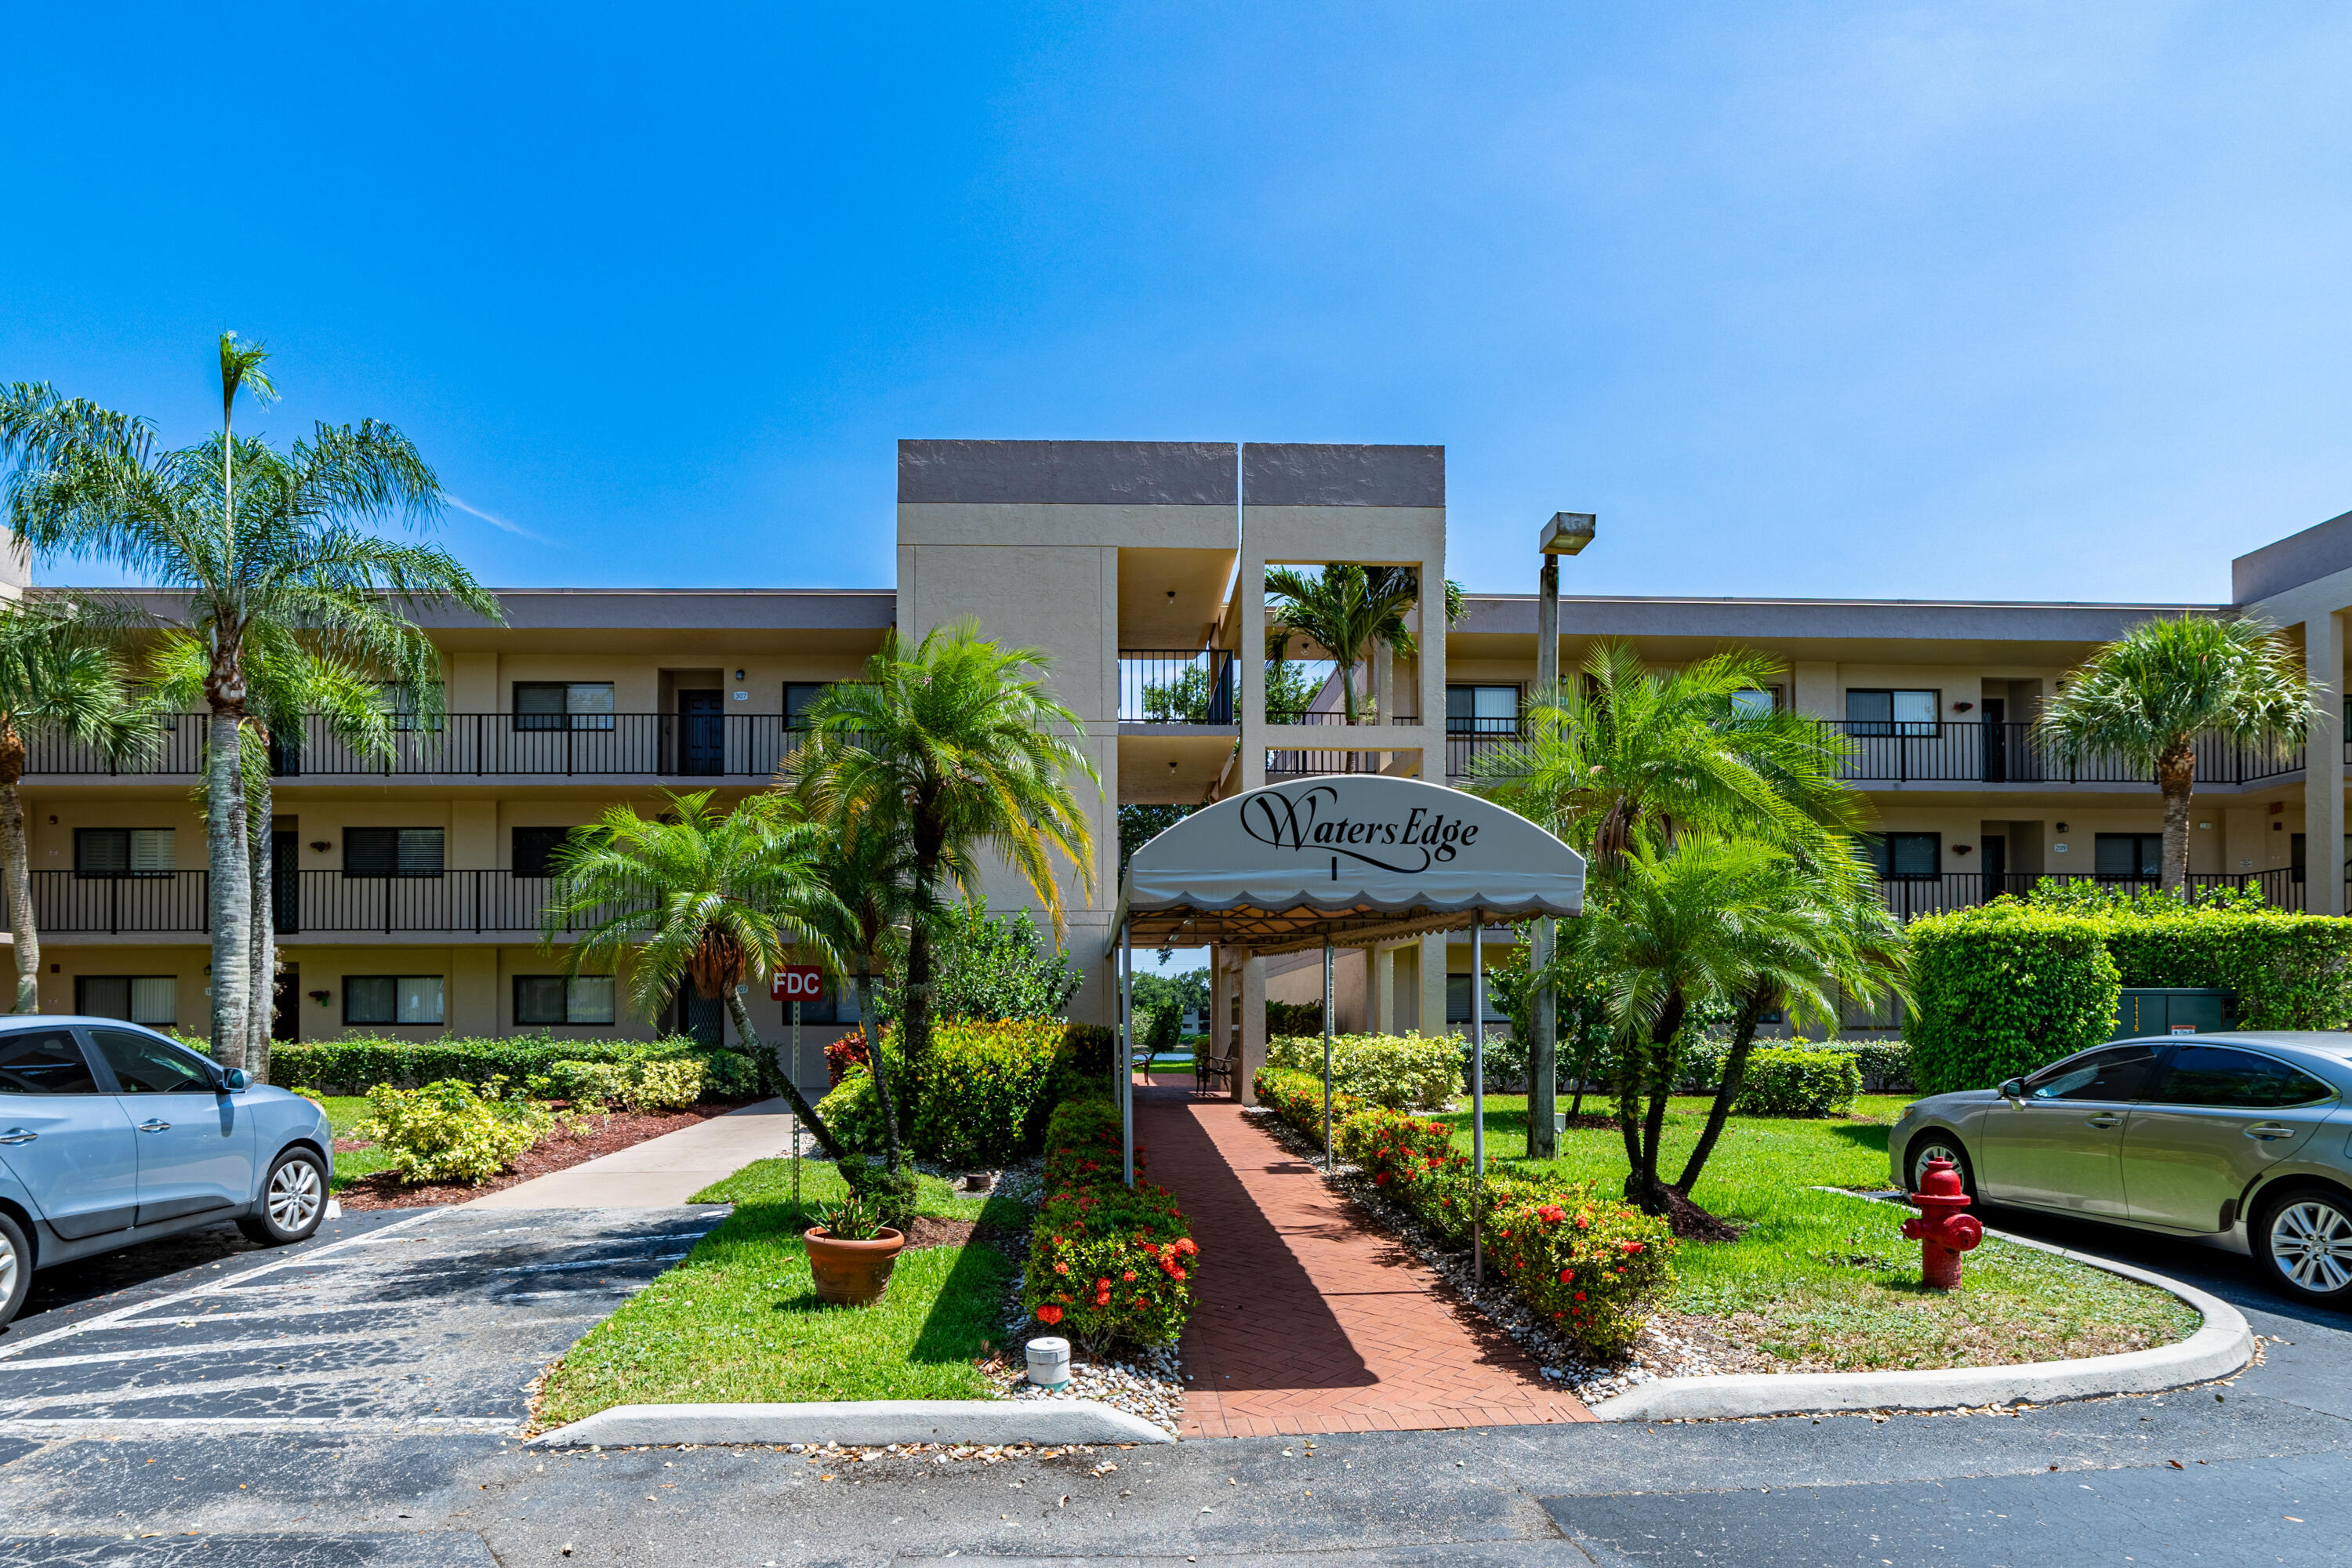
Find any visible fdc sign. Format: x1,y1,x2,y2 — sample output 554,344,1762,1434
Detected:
771,966,824,1002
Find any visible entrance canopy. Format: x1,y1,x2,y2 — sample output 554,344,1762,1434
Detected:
1110,775,1585,956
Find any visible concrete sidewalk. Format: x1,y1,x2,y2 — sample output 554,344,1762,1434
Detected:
466,1098,807,1208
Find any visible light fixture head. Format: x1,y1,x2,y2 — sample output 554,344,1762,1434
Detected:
1540,511,1597,556
734,669,746,681
309,840,332,853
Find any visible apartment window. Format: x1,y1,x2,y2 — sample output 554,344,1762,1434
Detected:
514,682,615,731
343,827,445,878
784,683,830,731
75,975,178,1025
1446,685,1519,735
1845,689,1939,737
512,826,573,878
2094,833,2164,880
1445,974,1509,1026
514,975,616,1026
1729,686,1784,719
74,828,173,877
787,972,850,1025
345,976,445,1026
1864,832,1942,880
376,683,443,732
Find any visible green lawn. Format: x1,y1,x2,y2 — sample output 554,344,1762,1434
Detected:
1432,1093,2198,1373
317,1095,401,1190
535,1156,1022,1424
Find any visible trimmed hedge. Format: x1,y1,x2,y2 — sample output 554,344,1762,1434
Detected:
1265,1032,1461,1109
1905,906,2122,1094
815,1019,1114,1167
2088,908,2352,1029
1256,1065,1675,1356
1680,1038,1911,1095
1729,1047,1863,1117
272,1035,756,1100
1023,1095,1198,1350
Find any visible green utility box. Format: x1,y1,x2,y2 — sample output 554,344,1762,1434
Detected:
2112,987,2235,1040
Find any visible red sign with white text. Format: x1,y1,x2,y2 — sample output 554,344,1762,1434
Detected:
771,966,826,1002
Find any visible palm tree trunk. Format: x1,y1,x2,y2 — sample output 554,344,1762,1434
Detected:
1675,985,1772,1194
247,763,275,1083
0,724,38,1014
724,988,844,1160
858,964,906,1171
2158,742,2198,895
904,893,935,1100
205,706,252,1069
1622,991,1685,1213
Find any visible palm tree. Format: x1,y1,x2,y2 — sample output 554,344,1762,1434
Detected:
540,789,851,1155
2039,613,2314,893
0,600,156,1011
1262,565,1461,724
797,621,1096,1095
0,340,500,1067
1471,643,1866,871
147,630,418,1077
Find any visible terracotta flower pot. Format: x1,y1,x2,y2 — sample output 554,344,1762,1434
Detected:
805,1225,905,1306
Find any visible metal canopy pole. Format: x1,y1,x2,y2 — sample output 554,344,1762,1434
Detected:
1321,937,1335,1170
1120,919,1136,1189
1471,909,1486,1287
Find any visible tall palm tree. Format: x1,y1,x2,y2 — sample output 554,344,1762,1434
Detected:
0,341,499,1066
2039,613,2314,893
797,622,1095,1094
147,630,417,1077
1472,643,1866,871
0,600,156,1011
540,789,851,1155
1262,564,1461,724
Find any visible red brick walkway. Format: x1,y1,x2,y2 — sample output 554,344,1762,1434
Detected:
1134,1076,1592,1438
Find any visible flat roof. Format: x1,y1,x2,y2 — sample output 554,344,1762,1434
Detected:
1455,592,2224,645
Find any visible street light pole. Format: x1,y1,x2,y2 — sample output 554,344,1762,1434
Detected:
1529,511,1594,1160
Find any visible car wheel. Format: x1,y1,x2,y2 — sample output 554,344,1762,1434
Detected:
2255,1188,2352,1304
238,1148,328,1247
0,1210,29,1331
1907,1134,1976,1199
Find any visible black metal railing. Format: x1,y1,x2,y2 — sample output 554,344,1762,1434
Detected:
20,870,636,936
24,713,820,780
1874,869,2318,920
1441,720,2312,786
1120,651,1236,725
1265,707,1422,726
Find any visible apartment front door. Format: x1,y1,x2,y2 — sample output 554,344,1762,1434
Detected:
273,964,298,1044
678,690,724,776
1981,834,2007,900
1980,697,2007,782
272,830,299,934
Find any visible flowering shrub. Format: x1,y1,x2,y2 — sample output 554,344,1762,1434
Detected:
825,1028,872,1088
528,1057,706,1112
1486,1189,1675,1356
355,1077,550,1185
1022,1094,1198,1350
1252,1066,1363,1142
1265,1033,1461,1109
1334,1105,1461,1192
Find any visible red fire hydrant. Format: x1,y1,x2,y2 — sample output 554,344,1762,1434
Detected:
1901,1157,1983,1290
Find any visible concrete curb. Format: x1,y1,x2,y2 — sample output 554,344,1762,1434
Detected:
528,1399,1175,1448
1586,1202,2256,1422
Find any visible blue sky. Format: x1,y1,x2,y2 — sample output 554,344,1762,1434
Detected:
7,4,2351,604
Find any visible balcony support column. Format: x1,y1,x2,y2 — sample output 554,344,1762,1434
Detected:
1237,953,1267,1105
2306,612,2347,916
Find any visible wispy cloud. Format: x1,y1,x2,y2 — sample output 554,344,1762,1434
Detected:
445,494,550,545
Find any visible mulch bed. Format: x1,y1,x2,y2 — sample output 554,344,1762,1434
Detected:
335,1102,754,1211
902,1215,977,1252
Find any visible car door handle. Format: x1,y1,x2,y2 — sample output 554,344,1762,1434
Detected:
0,1129,34,1145
136,1120,171,1134
2085,1114,2122,1128
2245,1124,2296,1142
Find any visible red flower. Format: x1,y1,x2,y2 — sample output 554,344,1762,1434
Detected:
1036,1305,1063,1324
1573,1291,1586,1301
1122,1270,1137,1282
1618,1240,1645,1255
1557,1268,1574,1284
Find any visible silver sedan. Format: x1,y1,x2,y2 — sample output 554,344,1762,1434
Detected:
1891,1032,2352,1303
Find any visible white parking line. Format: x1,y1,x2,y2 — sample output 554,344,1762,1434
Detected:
0,1210,445,1366
0,1331,383,1373
0,1415,515,1435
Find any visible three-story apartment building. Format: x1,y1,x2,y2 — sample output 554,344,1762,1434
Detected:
16,439,2352,1102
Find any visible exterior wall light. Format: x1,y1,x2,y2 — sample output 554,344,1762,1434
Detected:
309,840,332,853
1951,702,1973,713
1951,844,1973,855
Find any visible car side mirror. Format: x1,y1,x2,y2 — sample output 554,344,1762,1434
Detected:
219,1068,249,1091
1998,1077,2024,1102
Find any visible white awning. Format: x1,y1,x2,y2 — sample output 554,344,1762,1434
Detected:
1111,775,1584,955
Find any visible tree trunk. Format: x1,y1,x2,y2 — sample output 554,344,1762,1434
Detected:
247,760,275,1084
903,896,935,1101
724,988,844,1160
1526,916,1556,1158
858,963,906,1171
205,706,252,1068
2158,741,2198,895
1675,985,1772,1195
0,726,37,1014
1621,990,1685,1214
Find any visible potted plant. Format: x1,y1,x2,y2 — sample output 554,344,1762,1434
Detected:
804,1192,905,1306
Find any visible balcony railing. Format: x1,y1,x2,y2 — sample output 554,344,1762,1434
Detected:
1874,869,2320,920
20,870,634,936
1443,721,2313,786
1120,652,1236,725
25,714,818,780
